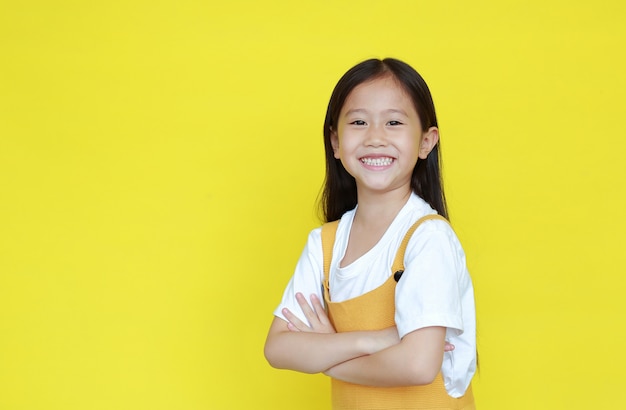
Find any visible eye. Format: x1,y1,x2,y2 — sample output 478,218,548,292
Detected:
387,120,403,126
350,120,367,126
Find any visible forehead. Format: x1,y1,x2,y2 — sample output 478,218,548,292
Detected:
341,75,416,116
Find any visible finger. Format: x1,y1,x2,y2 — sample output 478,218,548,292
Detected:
444,342,455,352
296,292,319,325
286,322,300,332
310,294,330,325
282,308,310,332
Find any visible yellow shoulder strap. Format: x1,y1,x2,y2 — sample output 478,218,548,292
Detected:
391,214,449,277
321,213,449,296
321,220,339,301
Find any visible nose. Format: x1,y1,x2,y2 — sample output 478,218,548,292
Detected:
364,124,387,147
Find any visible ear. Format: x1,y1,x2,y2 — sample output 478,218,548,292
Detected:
330,128,340,159
418,127,439,159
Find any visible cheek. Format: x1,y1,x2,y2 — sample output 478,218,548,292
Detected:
402,134,420,151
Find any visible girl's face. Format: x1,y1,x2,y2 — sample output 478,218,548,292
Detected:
331,75,438,197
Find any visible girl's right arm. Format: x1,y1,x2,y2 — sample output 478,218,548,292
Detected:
264,228,384,373
265,228,401,373
264,293,400,374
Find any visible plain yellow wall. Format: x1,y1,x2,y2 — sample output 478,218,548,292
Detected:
1,1,625,409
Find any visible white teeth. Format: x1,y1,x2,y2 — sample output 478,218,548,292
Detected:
361,157,393,166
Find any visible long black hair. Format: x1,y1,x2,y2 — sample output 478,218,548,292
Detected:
320,58,448,222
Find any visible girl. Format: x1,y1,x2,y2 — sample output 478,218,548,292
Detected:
264,58,476,409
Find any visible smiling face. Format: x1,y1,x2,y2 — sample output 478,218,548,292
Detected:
331,74,439,198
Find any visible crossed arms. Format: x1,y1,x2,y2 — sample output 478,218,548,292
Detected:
264,292,449,387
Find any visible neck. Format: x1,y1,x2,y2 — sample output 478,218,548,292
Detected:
353,187,412,229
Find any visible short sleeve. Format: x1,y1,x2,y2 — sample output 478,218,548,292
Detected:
395,220,465,339
273,228,325,325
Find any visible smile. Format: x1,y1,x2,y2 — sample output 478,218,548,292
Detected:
360,157,394,166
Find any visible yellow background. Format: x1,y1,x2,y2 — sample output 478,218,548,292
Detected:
1,1,625,409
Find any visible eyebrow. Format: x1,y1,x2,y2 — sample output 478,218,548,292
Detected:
344,108,409,116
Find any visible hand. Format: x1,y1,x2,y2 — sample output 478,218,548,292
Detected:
282,292,336,334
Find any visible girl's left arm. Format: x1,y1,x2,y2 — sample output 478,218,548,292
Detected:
323,326,446,386
285,220,462,386
328,220,466,387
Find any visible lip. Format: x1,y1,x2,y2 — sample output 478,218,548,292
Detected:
359,155,395,168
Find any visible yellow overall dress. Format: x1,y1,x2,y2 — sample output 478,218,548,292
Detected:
321,214,475,410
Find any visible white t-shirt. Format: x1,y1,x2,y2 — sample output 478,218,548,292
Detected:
273,193,476,398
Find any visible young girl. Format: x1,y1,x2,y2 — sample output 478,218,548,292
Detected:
264,58,476,409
